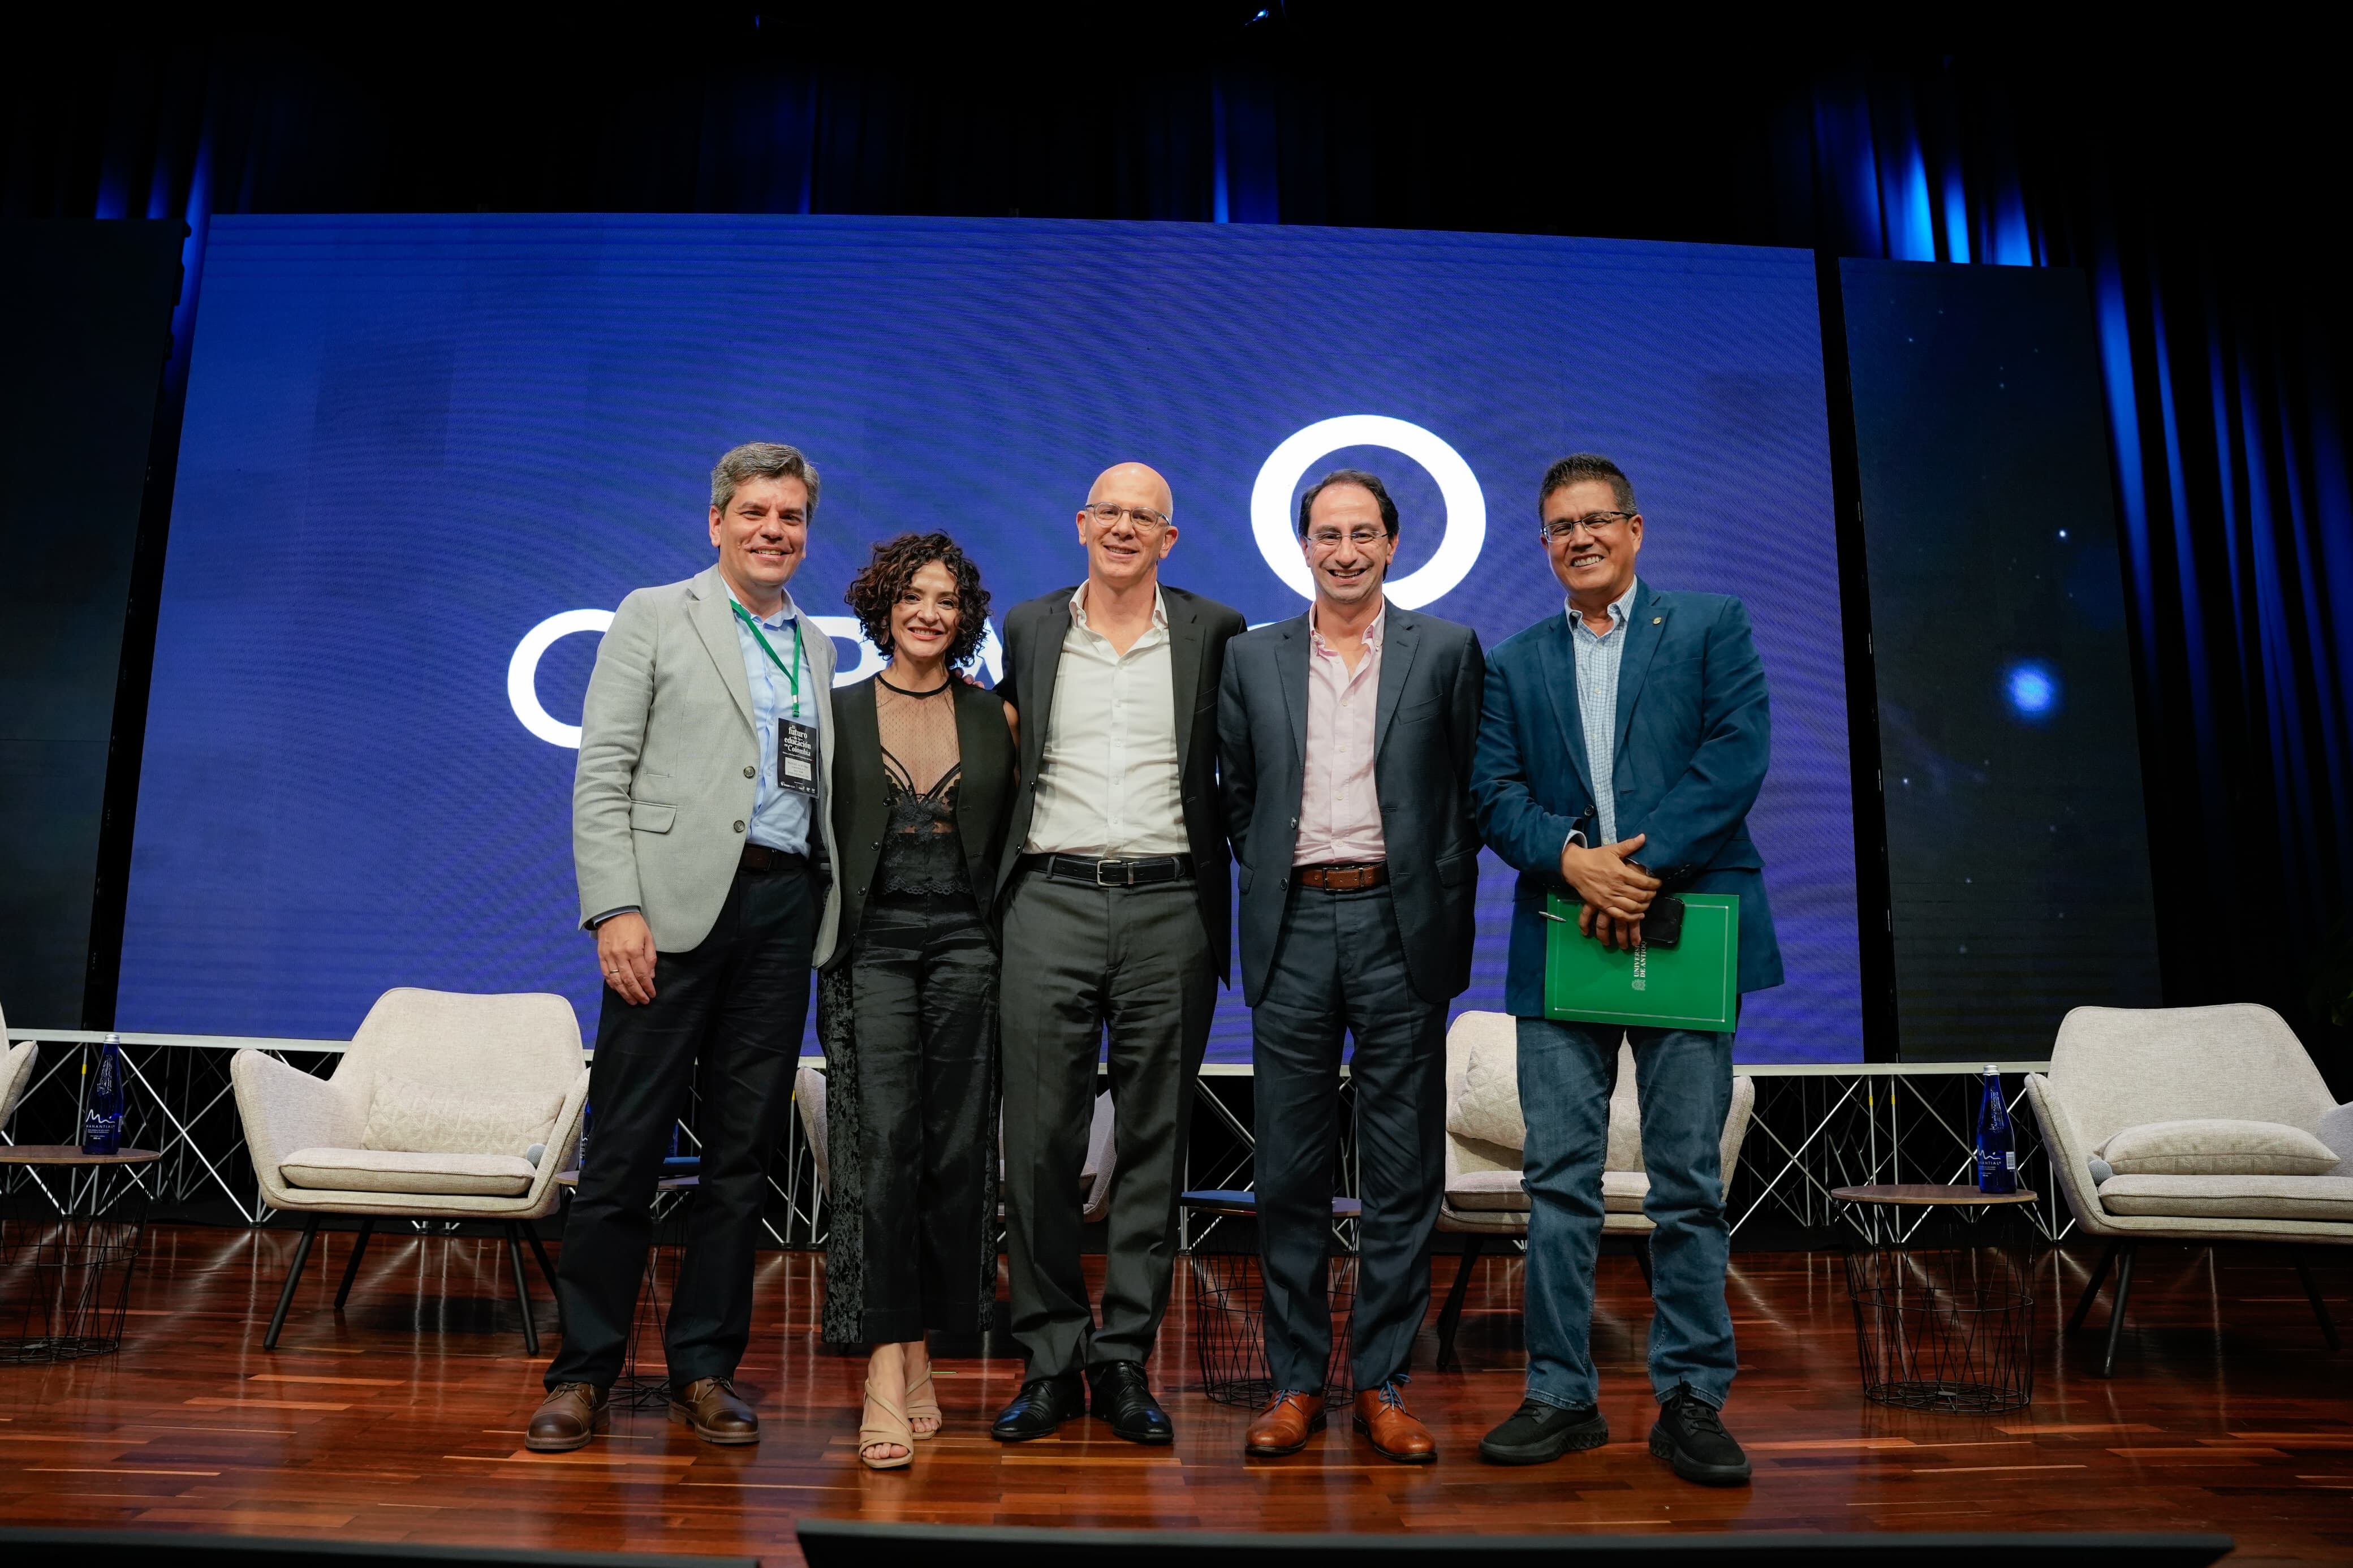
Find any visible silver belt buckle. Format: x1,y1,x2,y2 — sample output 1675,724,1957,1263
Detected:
1095,858,1130,888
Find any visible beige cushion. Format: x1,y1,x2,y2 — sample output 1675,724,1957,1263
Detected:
281,1145,537,1197
1447,1026,1523,1149
2096,1173,2353,1222
363,1074,563,1157
1445,1168,1647,1213
2099,1118,2339,1177
1447,1170,1528,1212
1605,1170,1649,1212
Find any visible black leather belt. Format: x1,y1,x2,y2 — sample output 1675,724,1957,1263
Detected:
1296,861,1387,891
1032,852,1195,888
739,844,809,875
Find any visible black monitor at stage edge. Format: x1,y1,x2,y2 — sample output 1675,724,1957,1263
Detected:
797,1520,2232,1568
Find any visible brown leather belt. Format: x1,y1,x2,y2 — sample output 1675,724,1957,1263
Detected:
739,843,810,875
1296,861,1387,891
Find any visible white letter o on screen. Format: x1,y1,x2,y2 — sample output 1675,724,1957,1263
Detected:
1249,415,1486,609
508,609,614,748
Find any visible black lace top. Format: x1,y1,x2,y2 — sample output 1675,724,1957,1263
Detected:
878,761,968,894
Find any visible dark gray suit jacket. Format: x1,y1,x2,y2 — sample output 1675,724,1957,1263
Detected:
1217,602,1485,1007
994,583,1248,984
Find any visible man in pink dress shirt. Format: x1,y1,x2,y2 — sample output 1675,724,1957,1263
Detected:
1217,469,1486,1462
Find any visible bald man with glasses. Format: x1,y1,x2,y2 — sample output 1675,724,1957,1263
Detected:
988,463,1246,1447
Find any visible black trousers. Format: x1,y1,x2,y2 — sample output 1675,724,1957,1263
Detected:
545,860,816,1390
846,891,998,1344
1252,881,1447,1393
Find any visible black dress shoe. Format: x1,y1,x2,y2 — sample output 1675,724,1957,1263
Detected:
1648,1384,1751,1486
1088,1360,1174,1445
1478,1397,1609,1465
991,1371,1086,1442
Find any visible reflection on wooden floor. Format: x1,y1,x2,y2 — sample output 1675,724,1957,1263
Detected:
0,1226,2347,1562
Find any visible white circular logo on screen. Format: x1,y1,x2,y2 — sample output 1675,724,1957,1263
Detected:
1249,415,1486,609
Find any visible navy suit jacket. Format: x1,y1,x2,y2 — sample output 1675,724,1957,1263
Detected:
1471,580,1783,1018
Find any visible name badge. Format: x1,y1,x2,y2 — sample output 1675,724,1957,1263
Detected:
778,720,819,798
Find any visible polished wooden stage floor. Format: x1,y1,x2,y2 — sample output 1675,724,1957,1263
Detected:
0,1226,2346,1563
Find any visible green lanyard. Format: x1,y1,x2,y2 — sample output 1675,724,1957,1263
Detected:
731,600,805,712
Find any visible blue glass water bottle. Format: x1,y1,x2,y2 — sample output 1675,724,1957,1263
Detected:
81,1033,126,1155
1975,1065,2018,1194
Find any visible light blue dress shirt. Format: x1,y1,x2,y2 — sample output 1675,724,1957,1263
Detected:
1566,578,1638,847
727,586,817,856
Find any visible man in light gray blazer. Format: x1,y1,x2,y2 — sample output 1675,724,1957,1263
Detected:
1218,468,1484,1463
531,442,842,1453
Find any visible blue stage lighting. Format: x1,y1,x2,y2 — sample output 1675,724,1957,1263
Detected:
2005,661,2058,718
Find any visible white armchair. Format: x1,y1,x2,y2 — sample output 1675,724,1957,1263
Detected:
2024,1002,2352,1375
1431,1010,1756,1371
231,987,589,1351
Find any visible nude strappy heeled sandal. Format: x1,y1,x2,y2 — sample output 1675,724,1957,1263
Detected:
904,1366,942,1440
860,1379,915,1470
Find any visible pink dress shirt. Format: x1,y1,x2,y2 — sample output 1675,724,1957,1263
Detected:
1293,603,1387,865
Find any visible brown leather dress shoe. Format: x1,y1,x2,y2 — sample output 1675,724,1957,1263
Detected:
526,1382,609,1452
1354,1383,1436,1463
1244,1390,1326,1457
670,1376,760,1445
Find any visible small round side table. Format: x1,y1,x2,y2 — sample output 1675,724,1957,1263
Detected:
1831,1183,2040,1413
0,1145,163,1363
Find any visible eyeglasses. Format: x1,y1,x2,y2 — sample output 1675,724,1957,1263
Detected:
1539,510,1636,542
1307,527,1388,552
1083,502,1171,532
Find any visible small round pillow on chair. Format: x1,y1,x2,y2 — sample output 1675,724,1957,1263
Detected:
2097,1118,2339,1177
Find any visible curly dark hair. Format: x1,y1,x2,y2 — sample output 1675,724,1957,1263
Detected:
843,531,992,670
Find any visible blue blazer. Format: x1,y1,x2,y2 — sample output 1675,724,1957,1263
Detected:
1471,580,1784,1018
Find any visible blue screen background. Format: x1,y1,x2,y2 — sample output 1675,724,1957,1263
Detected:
120,214,1861,1063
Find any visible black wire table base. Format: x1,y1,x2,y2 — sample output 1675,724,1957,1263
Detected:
1188,1250,1357,1410
1845,1246,2037,1414
2,1154,159,1364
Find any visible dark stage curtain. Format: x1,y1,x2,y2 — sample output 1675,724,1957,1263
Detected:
6,21,2346,1079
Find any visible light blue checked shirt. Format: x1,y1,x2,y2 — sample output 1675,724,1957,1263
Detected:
1566,579,1639,848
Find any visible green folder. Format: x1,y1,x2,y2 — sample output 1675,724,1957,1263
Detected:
1543,893,1740,1032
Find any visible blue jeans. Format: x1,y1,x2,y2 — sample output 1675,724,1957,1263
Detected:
1517,1016,1736,1411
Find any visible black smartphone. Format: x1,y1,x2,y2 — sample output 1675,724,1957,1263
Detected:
1640,894,1687,947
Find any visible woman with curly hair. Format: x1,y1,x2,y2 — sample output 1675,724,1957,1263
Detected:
816,531,1016,1469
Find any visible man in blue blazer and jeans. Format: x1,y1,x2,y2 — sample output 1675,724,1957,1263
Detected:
1469,453,1782,1487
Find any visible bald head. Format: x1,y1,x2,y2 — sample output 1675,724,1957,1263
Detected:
1087,461,1173,517
1075,460,1179,598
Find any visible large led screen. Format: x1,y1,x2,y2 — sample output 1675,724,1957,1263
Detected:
120,214,1861,1063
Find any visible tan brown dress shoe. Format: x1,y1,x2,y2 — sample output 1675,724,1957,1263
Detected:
1244,1390,1326,1456
1354,1382,1436,1463
670,1376,760,1445
526,1382,609,1452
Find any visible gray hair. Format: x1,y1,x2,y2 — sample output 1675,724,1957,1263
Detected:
710,442,821,516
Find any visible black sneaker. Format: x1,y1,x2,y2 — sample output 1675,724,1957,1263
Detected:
1648,1385,1751,1485
1477,1397,1609,1465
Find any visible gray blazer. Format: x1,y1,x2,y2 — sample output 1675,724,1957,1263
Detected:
573,564,843,965
1217,602,1484,1007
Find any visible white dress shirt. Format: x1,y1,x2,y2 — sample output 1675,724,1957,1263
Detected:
1024,584,1190,857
